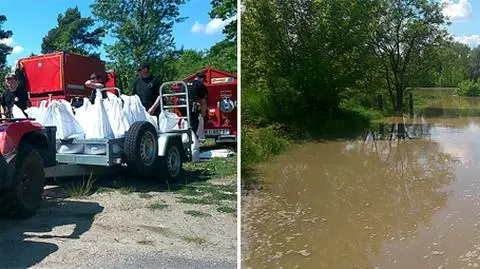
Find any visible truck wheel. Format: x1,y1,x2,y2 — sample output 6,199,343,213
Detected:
0,144,45,218
124,121,158,177
158,140,184,182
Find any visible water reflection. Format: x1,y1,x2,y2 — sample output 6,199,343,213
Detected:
244,123,457,269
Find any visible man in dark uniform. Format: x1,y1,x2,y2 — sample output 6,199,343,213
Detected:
184,72,208,135
132,63,161,116
0,72,29,118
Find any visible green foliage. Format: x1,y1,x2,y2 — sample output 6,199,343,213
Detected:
470,46,480,80
210,0,237,41
172,40,237,80
41,7,105,56
0,15,12,69
374,0,448,112
241,126,290,168
454,80,480,97
91,0,186,91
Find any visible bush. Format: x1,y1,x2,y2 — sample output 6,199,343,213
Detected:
241,126,290,168
454,80,480,96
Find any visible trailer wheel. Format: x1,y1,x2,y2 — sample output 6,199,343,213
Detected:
124,121,158,177
158,140,184,182
0,144,45,219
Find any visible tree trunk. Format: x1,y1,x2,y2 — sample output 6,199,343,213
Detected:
395,86,404,113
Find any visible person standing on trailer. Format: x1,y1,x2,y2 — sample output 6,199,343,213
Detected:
0,72,29,118
133,63,162,116
85,72,107,104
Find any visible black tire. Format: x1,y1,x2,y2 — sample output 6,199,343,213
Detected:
0,144,45,219
124,121,159,177
157,139,184,182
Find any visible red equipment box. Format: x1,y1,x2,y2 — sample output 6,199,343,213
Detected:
18,52,116,106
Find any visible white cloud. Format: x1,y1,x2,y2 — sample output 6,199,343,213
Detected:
0,37,13,46
442,0,473,22
12,45,24,54
191,15,236,35
191,21,205,33
454,35,480,47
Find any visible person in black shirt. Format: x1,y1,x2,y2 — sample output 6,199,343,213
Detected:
0,72,29,118
133,63,161,116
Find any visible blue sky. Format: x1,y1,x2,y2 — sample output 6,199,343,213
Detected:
0,0,232,66
442,0,480,47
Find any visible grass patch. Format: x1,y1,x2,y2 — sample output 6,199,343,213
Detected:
180,234,207,245
176,182,236,204
59,173,97,197
119,187,134,195
95,187,116,194
147,203,169,210
183,210,211,217
184,157,237,180
138,193,153,199
177,197,214,205
217,206,236,214
137,240,154,246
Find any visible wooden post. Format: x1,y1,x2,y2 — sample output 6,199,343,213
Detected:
409,92,414,117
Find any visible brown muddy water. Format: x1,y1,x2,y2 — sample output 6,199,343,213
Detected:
243,100,480,269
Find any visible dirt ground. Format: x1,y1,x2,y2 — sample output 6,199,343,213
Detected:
0,163,237,269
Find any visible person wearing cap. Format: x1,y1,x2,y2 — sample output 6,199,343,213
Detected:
132,63,161,116
0,72,29,118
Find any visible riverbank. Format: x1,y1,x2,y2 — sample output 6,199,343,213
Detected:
241,88,449,193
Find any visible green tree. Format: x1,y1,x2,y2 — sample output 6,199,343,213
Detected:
204,40,236,74
242,0,381,121
41,7,105,56
0,15,12,69
210,0,237,41
373,0,448,113
469,46,480,80
91,0,186,93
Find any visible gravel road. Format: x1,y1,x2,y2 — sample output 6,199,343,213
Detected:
0,176,237,269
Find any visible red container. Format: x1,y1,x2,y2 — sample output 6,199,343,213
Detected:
18,52,117,106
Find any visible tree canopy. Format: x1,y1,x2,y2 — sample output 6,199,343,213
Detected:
0,15,12,69
41,7,105,56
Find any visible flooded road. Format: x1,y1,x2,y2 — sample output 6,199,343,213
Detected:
243,100,480,269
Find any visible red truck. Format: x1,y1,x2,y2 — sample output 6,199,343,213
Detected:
182,68,237,144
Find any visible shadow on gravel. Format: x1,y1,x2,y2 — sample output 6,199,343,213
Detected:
0,194,103,268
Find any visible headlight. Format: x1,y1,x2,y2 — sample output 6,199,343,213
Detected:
218,98,235,113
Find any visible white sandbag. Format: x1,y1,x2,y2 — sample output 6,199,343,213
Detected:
11,105,26,119
60,99,75,116
84,92,114,139
104,97,130,138
83,92,114,155
41,101,85,140
25,100,47,121
199,149,236,159
197,115,205,141
159,111,179,133
178,120,200,163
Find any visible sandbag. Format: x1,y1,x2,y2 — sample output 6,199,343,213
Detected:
104,97,130,138
83,91,115,155
177,120,200,163
159,111,179,133
25,100,47,121
41,101,85,140
11,105,26,119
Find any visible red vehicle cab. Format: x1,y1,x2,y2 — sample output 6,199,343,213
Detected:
182,68,237,144
17,51,117,107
